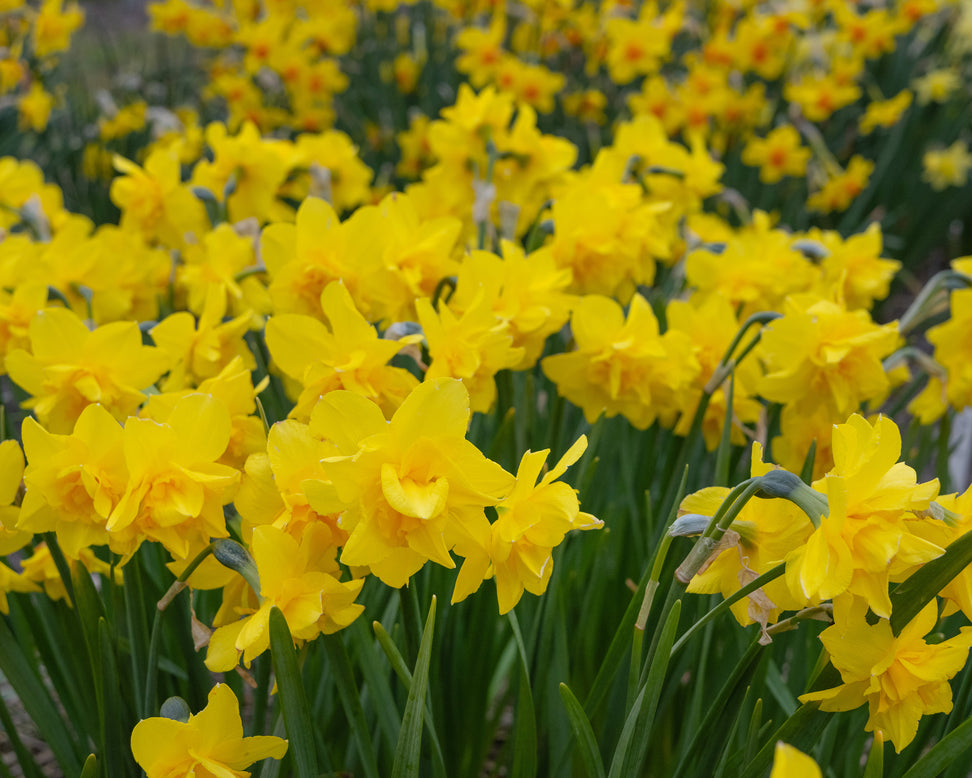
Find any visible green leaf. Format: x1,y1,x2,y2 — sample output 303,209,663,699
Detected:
509,612,536,778
889,527,972,636
714,374,735,487
559,683,606,778
78,755,98,778
97,619,129,778
901,717,972,778
0,685,44,778
322,633,381,778
608,599,681,778
268,607,319,778
392,595,436,778
0,616,82,774
862,732,884,778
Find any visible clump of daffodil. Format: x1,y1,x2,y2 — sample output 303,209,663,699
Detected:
6,307,170,434
131,683,288,777
266,280,420,421
542,293,699,430
206,523,364,671
922,140,972,191
451,436,602,613
807,156,874,214
800,596,972,753
303,378,515,588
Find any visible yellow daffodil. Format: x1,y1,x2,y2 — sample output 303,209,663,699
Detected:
131,683,288,777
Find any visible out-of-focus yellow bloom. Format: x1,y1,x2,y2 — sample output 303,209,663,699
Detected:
542,293,699,429
923,141,972,191
741,125,811,184
923,287,972,410
6,308,169,434
306,378,515,588
800,597,972,753
131,684,288,777
396,113,434,178
758,295,899,419
206,524,363,670
391,52,422,94
452,436,602,613
769,742,822,778
913,68,960,105
98,100,147,141
290,130,372,213
0,439,27,555
809,223,901,311
18,81,53,132
19,544,113,603
455,19,505,87
785,72,861,122
860,90,912,134
668,296,764,450
807,156,874,214
111,148,209,249
31,0,83,58
563,90,607,124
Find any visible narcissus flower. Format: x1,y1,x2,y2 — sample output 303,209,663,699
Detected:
6,307,170,433
452,436,602,613
800,597,972,752
206,523,363,671
131,683,288,777
769,742,821,778
306,378,515,587
922,141,972,191
741,126,811,184
542,293,699,429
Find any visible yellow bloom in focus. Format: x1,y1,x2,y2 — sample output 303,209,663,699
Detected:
6,307,169,434
741,126,811,184
452,436,602,614
757,294,899,419
19,403,127,557
769,742,821,778
206,524,363,671
784,415,941,616
416,294,525,414
859,91,912,134
307,378,515,588
800,597,972,753
176,222,263,318
106,393,240,560
265,280,419,420
18,82,54,132
131,683,287,777
542,293,699,430
922,141,972,191
681,444,812,629
807,156,874,214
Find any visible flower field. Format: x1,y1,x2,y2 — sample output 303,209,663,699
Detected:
0,0,972,775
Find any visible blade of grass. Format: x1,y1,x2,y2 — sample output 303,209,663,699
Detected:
391,595,437,778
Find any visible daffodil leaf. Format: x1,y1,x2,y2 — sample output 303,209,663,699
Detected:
608,599,681,778
322,633,380,778
392,595,436,778
559,683,606,778
890,527,972,636
509,611,537,778
97,618,129,778
268,607,319,778
901,716,972,778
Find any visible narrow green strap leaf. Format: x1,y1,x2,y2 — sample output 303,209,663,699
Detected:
347,619,401,752
901,717,972,778
740,702,826,778
743,698,763,766
714,373,735,487
322,634,381,778
78,754,98,778
889,527,972,636
0,616,82,774
608,599,681,778
0,684,44,778
268,607,319,778
373,620,448,776
97,619,128,778
509,611,537,778
800,439,817,484
392,595,437,778
559,683,606,778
